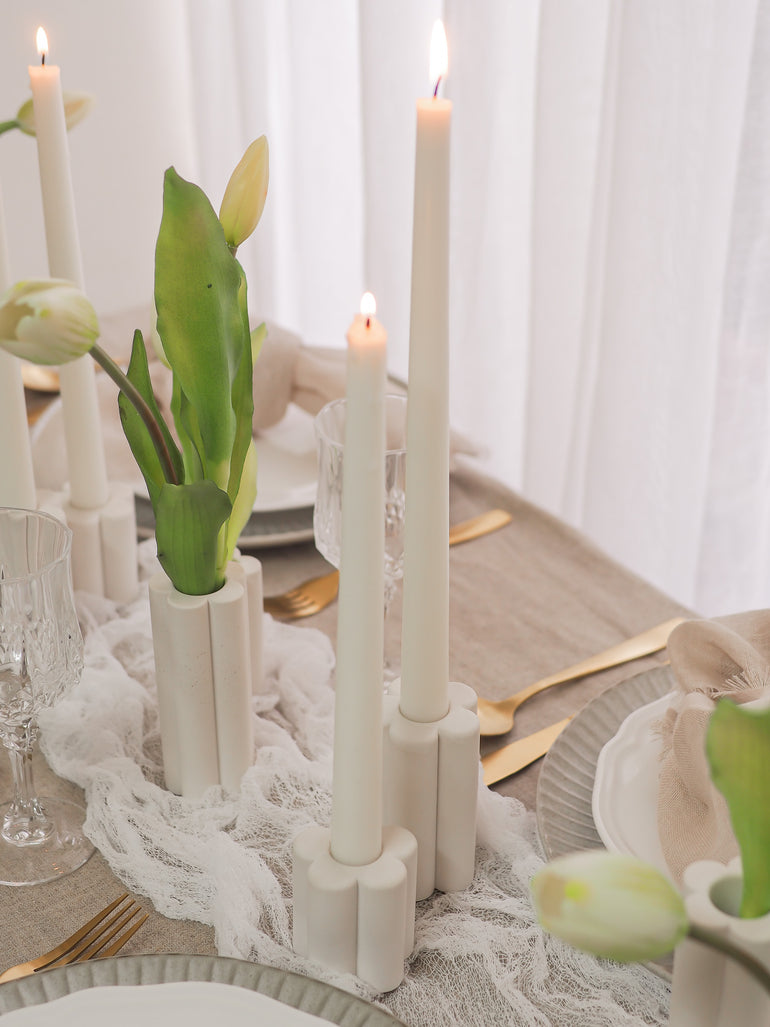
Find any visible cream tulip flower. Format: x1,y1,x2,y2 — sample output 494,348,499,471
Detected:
531,851,688,962
0,279,99,364
219,135,269,250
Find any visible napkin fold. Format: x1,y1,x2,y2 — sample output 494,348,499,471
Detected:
656,611,770,882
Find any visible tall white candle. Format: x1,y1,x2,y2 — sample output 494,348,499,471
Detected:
330,292,387,867
0,184,37,508
29,27,109,510
400,21,451,724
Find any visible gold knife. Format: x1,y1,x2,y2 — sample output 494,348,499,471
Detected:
482,716,572,786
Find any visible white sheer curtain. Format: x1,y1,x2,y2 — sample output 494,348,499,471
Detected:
1,0,769,616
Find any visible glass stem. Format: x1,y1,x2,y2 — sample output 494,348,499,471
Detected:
2,729,53,846
383,580,401,684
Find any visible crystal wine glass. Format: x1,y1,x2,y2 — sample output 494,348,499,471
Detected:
314,395,407,680
0,507,92,885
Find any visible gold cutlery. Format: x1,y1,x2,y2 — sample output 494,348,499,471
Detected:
0,894,148,983
264,508,512,619
477,617,685,736
20,363,61,393
482,716,572,785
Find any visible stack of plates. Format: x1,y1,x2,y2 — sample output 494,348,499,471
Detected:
31,399,319,549
536,665,674,868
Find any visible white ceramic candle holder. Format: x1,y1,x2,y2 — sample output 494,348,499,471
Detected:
148,554,263,798
38,482,138,603
293,823,417,993
669,857,770,1027
383,679,479,900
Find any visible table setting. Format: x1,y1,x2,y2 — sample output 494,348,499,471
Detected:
3,14,770,1027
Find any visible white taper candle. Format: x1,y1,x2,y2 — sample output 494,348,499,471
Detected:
330,293,387,866
0,184,37,509
29,27,109,509
399,21,451,723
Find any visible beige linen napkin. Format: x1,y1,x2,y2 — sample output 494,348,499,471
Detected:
657,612,770,882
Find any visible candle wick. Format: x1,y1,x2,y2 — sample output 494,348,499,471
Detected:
41,53,45,66
433,75,442,98
366,317,371,328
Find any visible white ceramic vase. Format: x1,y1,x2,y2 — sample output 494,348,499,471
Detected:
148,554,263,799
669,857,770,1027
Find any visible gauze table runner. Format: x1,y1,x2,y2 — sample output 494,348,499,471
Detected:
27,540,672,1026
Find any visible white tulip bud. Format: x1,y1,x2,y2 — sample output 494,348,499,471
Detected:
0,279,99,365
219,135,269,249
531,851,688,962
16,91,94,135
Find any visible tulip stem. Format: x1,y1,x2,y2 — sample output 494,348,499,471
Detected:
688,924,770,993
0,120,20,136
89,343,180,486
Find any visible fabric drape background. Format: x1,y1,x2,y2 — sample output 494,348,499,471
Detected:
1,0,769,617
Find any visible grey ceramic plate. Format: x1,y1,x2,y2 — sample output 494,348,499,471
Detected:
535,665,675,979
0,954,406,1025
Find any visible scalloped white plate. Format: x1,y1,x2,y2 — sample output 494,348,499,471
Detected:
591,691,672,876
590,685,768,879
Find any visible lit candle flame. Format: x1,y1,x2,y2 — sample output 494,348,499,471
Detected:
36,26,49,64
360,292,377,320
430,20,448,96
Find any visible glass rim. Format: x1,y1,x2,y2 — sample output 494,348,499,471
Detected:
0,506,74,584
315,394,407,456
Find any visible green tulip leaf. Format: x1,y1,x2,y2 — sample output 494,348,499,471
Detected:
154,481,232,596
226,261,255,504
251,321,267,364
171,374,205,484
707,699,770,918
154,168,246,490
225,438,257,560
117,329,183,505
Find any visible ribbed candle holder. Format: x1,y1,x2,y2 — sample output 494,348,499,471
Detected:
669,857,770,1027
292,823,417,993
148,554,262,798
383,680,479,900
39,481,138,602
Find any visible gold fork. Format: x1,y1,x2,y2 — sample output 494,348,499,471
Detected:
476,617,684,736
0,894,148,983
263,508,513,619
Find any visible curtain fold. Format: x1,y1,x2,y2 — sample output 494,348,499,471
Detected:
1,0,768,614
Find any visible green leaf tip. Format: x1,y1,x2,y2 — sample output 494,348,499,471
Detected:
707,699,770,918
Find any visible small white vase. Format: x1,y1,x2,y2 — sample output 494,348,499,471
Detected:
669,857,770,1027
148,555,263,799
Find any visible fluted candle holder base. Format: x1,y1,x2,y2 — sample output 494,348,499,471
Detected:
148,554,262,798
383,680,479,900
292,824,417,993
669,857,770,1027
38,482,138,603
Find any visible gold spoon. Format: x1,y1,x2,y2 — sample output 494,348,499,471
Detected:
477,616,685,736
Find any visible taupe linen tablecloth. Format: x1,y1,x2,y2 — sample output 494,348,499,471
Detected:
0,462,690,972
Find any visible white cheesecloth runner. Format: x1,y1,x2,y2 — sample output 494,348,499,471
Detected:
38,541,670,1027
